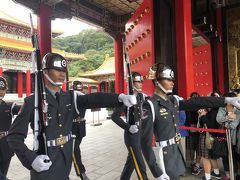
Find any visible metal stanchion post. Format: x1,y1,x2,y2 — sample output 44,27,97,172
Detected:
97,111,100,124
90,108,102,126
226,128,234,180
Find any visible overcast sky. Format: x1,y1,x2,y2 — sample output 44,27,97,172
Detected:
0,0,97,36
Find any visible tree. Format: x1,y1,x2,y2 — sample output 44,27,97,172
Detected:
52,29,114,54
52,29,114,76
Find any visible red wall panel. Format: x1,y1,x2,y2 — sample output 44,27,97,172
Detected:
193,44,213,96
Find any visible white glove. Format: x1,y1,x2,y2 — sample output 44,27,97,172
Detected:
225,97,240,109
31,155,52,172
129,125,139,134
118,93,136,107
156,173,170,180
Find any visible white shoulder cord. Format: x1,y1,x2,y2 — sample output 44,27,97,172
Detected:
173,95,183,106
147,100,155,122
11,102,17,122
73,90,84,115
142,93,149,101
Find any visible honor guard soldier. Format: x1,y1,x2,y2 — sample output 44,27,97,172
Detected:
141,63,240,180
71,81,89,180
112,72,149,180
7,53,136,180
0,77,20,180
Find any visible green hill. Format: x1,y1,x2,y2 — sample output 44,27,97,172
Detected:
52,29,114,76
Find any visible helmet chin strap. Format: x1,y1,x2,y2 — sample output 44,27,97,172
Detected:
155,80,172,94
133,86,142,93
44,73,63,86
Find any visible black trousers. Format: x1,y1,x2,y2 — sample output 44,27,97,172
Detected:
120,131,148,180
0,172,4,180
73,137,86,176
0,158,11,178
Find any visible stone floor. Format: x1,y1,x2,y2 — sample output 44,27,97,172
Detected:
7,120,203,180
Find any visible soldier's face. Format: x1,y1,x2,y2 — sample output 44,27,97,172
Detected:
133,81,142,91
0,89,6,98
47,69,66,83
159,79,174,91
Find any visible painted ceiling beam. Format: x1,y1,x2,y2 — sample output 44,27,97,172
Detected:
13,0,130,37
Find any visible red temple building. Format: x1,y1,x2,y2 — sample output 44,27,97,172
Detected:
0,10,85,97
78,55,115,93
5,0,240,98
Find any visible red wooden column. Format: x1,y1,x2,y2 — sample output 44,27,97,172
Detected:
17,71,23,98
105,82,109,92
88,85,92,94
114,33,124,93
97,84,101,92
62,82,66,92
37,3,52,58
175,0,194,98
26,70,31,96
0,67,2,76
216,8,224,93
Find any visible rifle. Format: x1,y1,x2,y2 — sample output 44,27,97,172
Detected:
123,39,138,126
124,53,134,95
30,14,49,155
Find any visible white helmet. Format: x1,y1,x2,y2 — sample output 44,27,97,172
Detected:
42,53,67,86
148,63,174,94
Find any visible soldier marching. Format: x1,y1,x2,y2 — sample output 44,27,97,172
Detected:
6,53,136,180
3,56,240,180
112,72,149,180
141,63,240,180
0,77,20,180
71,81,89,180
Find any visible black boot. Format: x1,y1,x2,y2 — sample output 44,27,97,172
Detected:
80,172,89,180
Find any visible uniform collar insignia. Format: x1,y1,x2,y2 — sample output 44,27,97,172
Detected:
159,108,167,113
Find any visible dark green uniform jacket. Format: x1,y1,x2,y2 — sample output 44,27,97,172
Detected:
0,101,19,162
141,95,225,178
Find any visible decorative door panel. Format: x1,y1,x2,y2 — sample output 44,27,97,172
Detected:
193,44,213,96
125,0,154,95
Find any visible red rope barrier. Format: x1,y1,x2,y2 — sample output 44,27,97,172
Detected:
179,126,226,133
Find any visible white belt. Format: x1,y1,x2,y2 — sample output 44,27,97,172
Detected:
73,117,85,123
156,137,176,148
47,133,72,147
